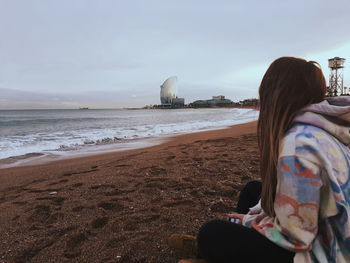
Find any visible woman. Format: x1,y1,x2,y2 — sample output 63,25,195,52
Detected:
169,57,350,263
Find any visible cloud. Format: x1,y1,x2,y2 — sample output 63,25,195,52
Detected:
0,88,161,109
1,0,350,108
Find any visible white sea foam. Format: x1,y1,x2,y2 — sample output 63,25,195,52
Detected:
0,108,259,165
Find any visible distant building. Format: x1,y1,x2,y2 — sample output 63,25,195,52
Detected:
160,76,178,104
190,95,233,108
212,95,226,100
172,97,185,107
158,76,185,108
238,98,259,107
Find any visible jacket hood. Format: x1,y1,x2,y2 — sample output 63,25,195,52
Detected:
293,96,350,145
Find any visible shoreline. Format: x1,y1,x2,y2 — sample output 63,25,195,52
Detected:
0,120,259,263
0,121,257,172
0,117,258,170
0,137,168,169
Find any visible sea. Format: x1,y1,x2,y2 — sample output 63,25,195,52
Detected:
0,108,259,168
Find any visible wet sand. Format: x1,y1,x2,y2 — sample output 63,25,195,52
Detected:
0,121,260,263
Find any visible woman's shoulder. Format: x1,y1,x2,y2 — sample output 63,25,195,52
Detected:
285,123,330,139
283,123,329,146
281,123,345,161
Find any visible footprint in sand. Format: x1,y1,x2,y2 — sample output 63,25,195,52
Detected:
105,235,127,248
28,205,51,223
12,201,27,206
64,232,88,258
46,212,64,224
162,199,195,208
104,189,122,196
114,164,130,168
72,206,85,212
141,214,160,223
91,217,109,229
140,166,167,176
72,183,83,188
89,184,115,190
27,189,45,193
98,201,124,212
51,226,77,238
190,189,203,198
166,155,176,160
47,179,68,186
63,168,98,177
182,177,194,183
12,215,20,221
14,239,54,263
28,204,64,225
36,196,66,206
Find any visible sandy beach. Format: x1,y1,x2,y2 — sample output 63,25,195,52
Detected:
0,121,260,263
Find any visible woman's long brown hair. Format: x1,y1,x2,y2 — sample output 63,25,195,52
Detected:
258,57,326,217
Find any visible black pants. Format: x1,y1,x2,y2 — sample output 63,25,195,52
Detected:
197,181,295,263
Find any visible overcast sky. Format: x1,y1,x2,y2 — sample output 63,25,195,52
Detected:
1,0,350,109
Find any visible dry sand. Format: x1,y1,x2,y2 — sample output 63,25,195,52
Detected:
0,121,260,263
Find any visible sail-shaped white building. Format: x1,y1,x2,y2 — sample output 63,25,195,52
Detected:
160,76,178,104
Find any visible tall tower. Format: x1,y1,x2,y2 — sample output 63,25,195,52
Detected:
160,76,178,104
327,57,346,97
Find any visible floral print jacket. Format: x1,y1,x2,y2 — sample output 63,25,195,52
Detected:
243,96,350,263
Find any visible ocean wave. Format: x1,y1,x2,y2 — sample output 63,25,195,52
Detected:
0,117,107,126
0,108,259,160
